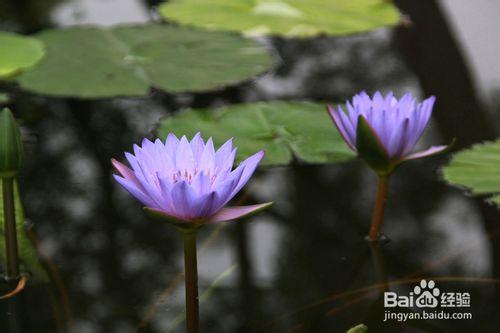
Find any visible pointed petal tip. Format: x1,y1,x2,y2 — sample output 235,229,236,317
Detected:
111,158,132,177
166,132,179,141
402,144,450,162
141,138,153,146
191,131,203,141
208,202,273,224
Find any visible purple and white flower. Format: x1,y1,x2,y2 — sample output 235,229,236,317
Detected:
112,133,271,226
327,91,448,173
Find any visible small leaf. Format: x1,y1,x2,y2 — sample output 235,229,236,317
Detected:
442,140,500,206
16,24,275,98
355,115,390,174
158,0,400,38
158,101,354,166
0,31,45,79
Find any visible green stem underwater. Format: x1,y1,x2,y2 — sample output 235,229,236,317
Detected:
2,177,20,278
183,231,199,333
368,175,389,242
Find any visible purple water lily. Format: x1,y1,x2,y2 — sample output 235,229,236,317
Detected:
327,91,450,241
112,133,272,226
327,91,448,170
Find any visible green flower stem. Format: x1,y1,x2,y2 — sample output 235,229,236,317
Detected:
2,177,20,278
368,175,389,242
183,231,199,333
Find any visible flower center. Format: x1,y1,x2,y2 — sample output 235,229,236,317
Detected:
171,168,217,185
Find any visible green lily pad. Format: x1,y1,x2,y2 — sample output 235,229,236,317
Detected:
158,0,400,38
442,140,500,206
0,31,45,79
0,181,48,281
158,101,354,166
16,24,274,98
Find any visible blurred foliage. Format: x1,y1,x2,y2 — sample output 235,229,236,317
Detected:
0,93,9,104
15,24,275,98
0,0,63,31
0,181,48,281
159,101,354,166
442,140,500,206
159,0,400,38
347,324,368,333
0,31,45,79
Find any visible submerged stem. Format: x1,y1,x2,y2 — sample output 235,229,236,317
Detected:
183,231,199,333
368,175,389,242
2,177,20,278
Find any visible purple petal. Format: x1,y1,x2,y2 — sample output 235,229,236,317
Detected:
402,145,449,161
113,175,156,208
144,207,190,223
176,136,195,173
170,180,196,219
387,118,410,158
191,191,217,218
337,106,357,146
158,176,175,214
190,132,205,162
111,159,140,186
215,138,233,167
208,202,273,223
212,174,241,211
190,171,211,195
199,138,215,173
229,150,264,198
327,105,356,150
165,133,180,156
141,138,155,152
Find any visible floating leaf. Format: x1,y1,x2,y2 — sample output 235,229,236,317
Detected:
16,24,274,98
0,31,45,79
158,0,400,38
158,101,354,166
0,181,48,281
442,140,500,206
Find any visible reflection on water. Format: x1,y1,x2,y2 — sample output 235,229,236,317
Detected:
1,0,500,332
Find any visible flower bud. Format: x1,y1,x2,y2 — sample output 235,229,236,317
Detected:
0,108,23,178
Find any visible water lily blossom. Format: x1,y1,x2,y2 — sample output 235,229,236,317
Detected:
112,133,272,229
327,92,450,241
328,91,448,175
112,133,271,333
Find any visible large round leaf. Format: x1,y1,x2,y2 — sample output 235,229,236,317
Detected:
158,101,354,166
158,0,400,38
442,140,500,206
16,24,275,98
0,32,45,79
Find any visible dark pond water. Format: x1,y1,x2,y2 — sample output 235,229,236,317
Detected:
1,0,500,332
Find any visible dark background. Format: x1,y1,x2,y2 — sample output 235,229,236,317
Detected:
1,0,500,332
